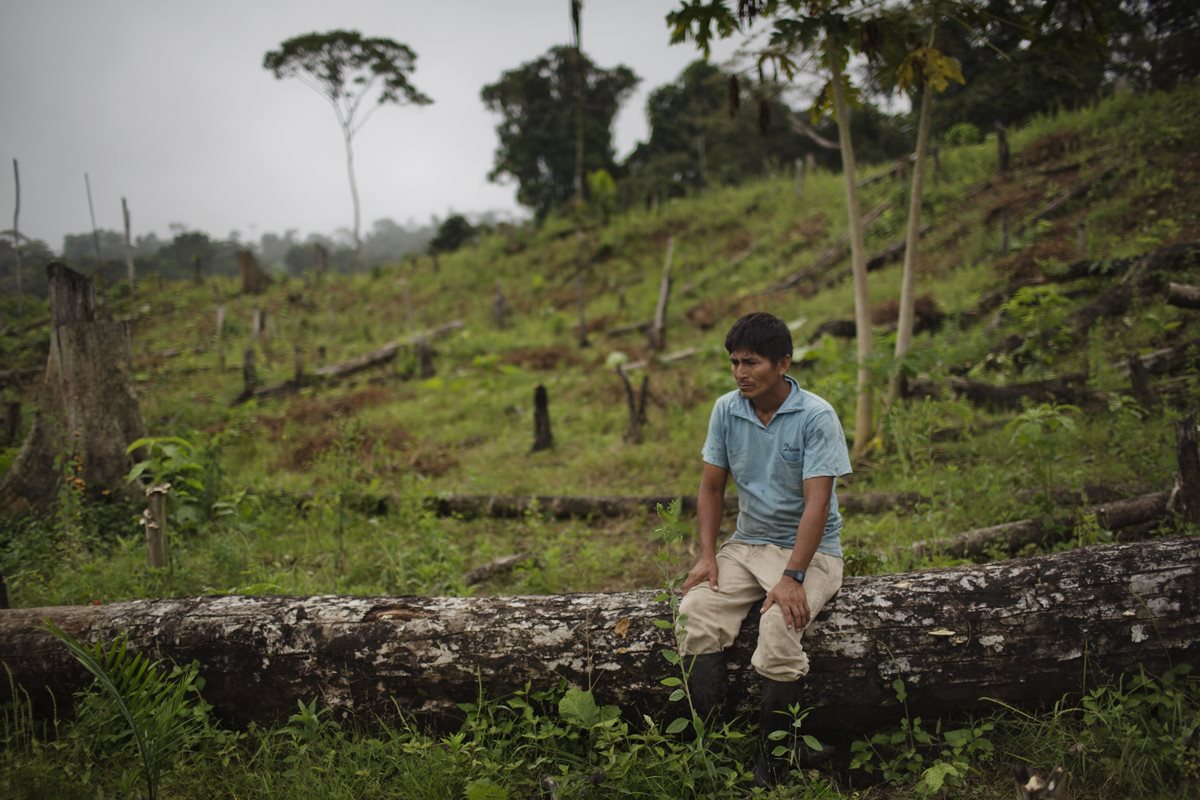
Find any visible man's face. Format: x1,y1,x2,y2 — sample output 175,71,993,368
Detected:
729,349,790,402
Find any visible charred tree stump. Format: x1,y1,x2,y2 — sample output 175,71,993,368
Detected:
416,339,435,379
1128,354,1157,410
1176,412,1200,527
0,263,146,514
1,538,1195,739
531,384,554,453
616,366,649,444
232,347,257,405
4,401,19,446
239,249,272,295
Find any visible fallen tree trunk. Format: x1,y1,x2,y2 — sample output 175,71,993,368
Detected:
772,202,890,291
235,321,463,405
907,373,1106,411
912,491,1172,559
2,538,1196,739
425,491,924,520
1167,282,1200,310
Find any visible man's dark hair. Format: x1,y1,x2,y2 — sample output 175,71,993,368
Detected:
724,312,793,363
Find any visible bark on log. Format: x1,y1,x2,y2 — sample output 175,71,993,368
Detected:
913,491,1171,559
1167,282,1200,310
1177,413,1200,526
2,538,1196,739
0,263,146,514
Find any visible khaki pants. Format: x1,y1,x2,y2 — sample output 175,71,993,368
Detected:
678,542,843,682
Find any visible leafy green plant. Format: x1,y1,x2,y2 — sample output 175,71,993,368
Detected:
1005,403,1081,509
999,286,1073,368
43,621,211,800
125,436,212,528
851,678,994,796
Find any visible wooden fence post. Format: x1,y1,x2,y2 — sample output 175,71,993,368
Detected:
215,303,226,371
997,125,1010,174
144,484,169,568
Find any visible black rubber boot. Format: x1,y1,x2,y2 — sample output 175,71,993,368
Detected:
684,651,727,726
753,678,804,787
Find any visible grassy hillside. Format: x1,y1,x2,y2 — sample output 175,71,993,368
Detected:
2,83,1199,798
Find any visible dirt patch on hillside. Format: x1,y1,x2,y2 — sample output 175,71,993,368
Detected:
501,346,584,370
281,421,457,477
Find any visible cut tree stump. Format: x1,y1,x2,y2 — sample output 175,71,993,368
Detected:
0,263,146,514
2,538,1195,739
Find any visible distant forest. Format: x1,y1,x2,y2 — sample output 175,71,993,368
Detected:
3,0,1196,300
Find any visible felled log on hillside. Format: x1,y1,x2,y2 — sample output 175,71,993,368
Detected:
234,321,464,405
3,538,1195,739
912,491,1172,559
425,491,923,520
907,373,1107,411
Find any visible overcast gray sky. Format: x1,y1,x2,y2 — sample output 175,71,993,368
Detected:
1,0,745,252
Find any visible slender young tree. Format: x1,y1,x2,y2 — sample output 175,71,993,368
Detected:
264,31,432,271
888,22,964,404
668,0,886,458
10,159,24,316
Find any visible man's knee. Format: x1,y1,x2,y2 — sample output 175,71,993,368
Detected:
678,586,736,655
751,608,810,681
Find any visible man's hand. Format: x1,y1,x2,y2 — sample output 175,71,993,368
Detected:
681,555,719,594
761,578,810,631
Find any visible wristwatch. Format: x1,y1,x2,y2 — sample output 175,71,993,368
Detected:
782,568,806,584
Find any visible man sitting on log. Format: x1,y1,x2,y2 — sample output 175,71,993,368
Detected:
678,311,852,787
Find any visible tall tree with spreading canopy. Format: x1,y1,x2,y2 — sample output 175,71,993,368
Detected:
481,46,638,221
263,31,432,270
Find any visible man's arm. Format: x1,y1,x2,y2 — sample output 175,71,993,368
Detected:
681,462,728,594
760,475,833,630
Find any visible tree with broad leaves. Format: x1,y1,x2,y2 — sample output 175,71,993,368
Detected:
669,0,885,459
482,46,638,222
263,30,432,270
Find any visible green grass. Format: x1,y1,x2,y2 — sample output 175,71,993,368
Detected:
3,81,1200,798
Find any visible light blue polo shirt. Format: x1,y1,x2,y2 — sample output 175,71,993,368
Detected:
702,375,852,557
